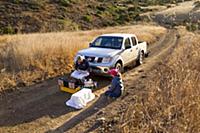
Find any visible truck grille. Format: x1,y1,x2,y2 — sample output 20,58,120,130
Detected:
85,56,95,62
85,56,103,63
97,58,103,63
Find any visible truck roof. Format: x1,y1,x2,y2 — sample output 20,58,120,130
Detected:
100,33,136,38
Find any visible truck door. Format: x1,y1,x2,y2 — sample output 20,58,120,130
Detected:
121,37,134,65
131,36,139,60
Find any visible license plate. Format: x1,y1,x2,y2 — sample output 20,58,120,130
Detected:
68,82,75,89
58,80,64,86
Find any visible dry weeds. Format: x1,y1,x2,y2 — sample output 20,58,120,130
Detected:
118,27,200,133
0,25,166,93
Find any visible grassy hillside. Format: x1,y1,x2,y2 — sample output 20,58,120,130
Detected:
0,0,188,34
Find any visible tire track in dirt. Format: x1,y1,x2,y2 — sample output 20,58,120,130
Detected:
0,29,178,133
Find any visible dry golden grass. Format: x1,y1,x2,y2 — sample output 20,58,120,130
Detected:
0,25,166,93
118,27,200,133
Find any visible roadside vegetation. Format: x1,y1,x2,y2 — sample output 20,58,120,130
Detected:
113,27,200,133
0,25,166,93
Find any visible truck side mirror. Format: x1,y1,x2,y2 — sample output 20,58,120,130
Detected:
89,43,92,47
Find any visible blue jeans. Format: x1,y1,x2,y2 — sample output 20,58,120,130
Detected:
105,90,121,98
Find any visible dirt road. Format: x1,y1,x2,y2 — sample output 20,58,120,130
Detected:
0,29,179,133
142,0,200,29
1,1,199,132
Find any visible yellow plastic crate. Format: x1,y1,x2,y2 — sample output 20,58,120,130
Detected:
60,86,81,94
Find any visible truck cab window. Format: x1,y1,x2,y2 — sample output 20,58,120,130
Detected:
131,37,137,46
124,38,131,49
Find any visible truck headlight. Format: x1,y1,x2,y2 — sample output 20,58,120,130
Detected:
102,57,112,63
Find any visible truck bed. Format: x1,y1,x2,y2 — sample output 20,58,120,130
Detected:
138,41,148,55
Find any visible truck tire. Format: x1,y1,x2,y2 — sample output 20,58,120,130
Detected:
115,62,124,73
145,52,149,57
136,51,144,65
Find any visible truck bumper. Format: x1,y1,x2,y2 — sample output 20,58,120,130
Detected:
89,64,113,75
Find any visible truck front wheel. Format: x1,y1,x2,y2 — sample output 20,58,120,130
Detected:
115,62,124,73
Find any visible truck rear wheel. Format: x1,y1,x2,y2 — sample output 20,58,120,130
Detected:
136,51,144,65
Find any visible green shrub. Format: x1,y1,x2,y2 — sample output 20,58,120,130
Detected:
96,5,106,11
186,23,199,32
82,15,92,22
11,0,22,4
0,25,16,34
59,0,71,7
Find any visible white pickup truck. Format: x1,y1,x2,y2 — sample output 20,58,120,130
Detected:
75,33,148,74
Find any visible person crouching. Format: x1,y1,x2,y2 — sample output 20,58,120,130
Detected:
105,69,124,98
71,56,90,80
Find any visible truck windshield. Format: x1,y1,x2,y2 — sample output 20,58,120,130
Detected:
90,36,123,49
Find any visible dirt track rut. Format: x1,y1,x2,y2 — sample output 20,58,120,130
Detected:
0,29,179,133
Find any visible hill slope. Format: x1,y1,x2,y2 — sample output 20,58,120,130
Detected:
0,0,189,34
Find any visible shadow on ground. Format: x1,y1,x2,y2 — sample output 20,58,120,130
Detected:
0,75,110,127
46,93,113,133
